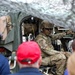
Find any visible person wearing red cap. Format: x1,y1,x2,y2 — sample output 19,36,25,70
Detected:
8,41,43,75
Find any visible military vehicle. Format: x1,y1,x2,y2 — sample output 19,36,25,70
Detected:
0,12,73,75
0,12,44,73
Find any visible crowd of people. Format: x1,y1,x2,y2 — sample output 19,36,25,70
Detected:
1,20,75,75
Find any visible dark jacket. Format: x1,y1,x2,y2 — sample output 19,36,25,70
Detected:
0,54,10,75
8,67,43,75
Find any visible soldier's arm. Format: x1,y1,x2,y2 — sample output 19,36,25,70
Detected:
51,32,66,40
35,37,60,55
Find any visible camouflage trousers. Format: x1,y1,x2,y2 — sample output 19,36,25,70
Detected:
42,53,66,75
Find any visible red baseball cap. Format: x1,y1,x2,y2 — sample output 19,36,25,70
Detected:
16,41,41,65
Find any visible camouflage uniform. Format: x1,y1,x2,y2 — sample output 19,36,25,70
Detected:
35,32,67,75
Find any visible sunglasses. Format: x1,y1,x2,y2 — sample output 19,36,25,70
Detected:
44,28,53,31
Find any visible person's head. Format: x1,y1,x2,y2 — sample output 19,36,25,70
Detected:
72,39,75,52
16,41,42,68
40,20,54,36
67,52,75,75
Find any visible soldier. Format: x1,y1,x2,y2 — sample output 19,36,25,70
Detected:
35,20,71,75
22,23,37,42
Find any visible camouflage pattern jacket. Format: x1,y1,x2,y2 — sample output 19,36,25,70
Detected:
35,32,66,57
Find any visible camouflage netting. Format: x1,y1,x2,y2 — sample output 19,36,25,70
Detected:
0,0,75,31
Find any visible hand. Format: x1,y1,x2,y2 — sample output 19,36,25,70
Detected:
60,52,66,55
64,52,71,58
66,30,73,35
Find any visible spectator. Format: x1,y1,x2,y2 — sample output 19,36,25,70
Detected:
64,39,75,75
0,54,10,75
67,52,75,75
8,41,43,75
